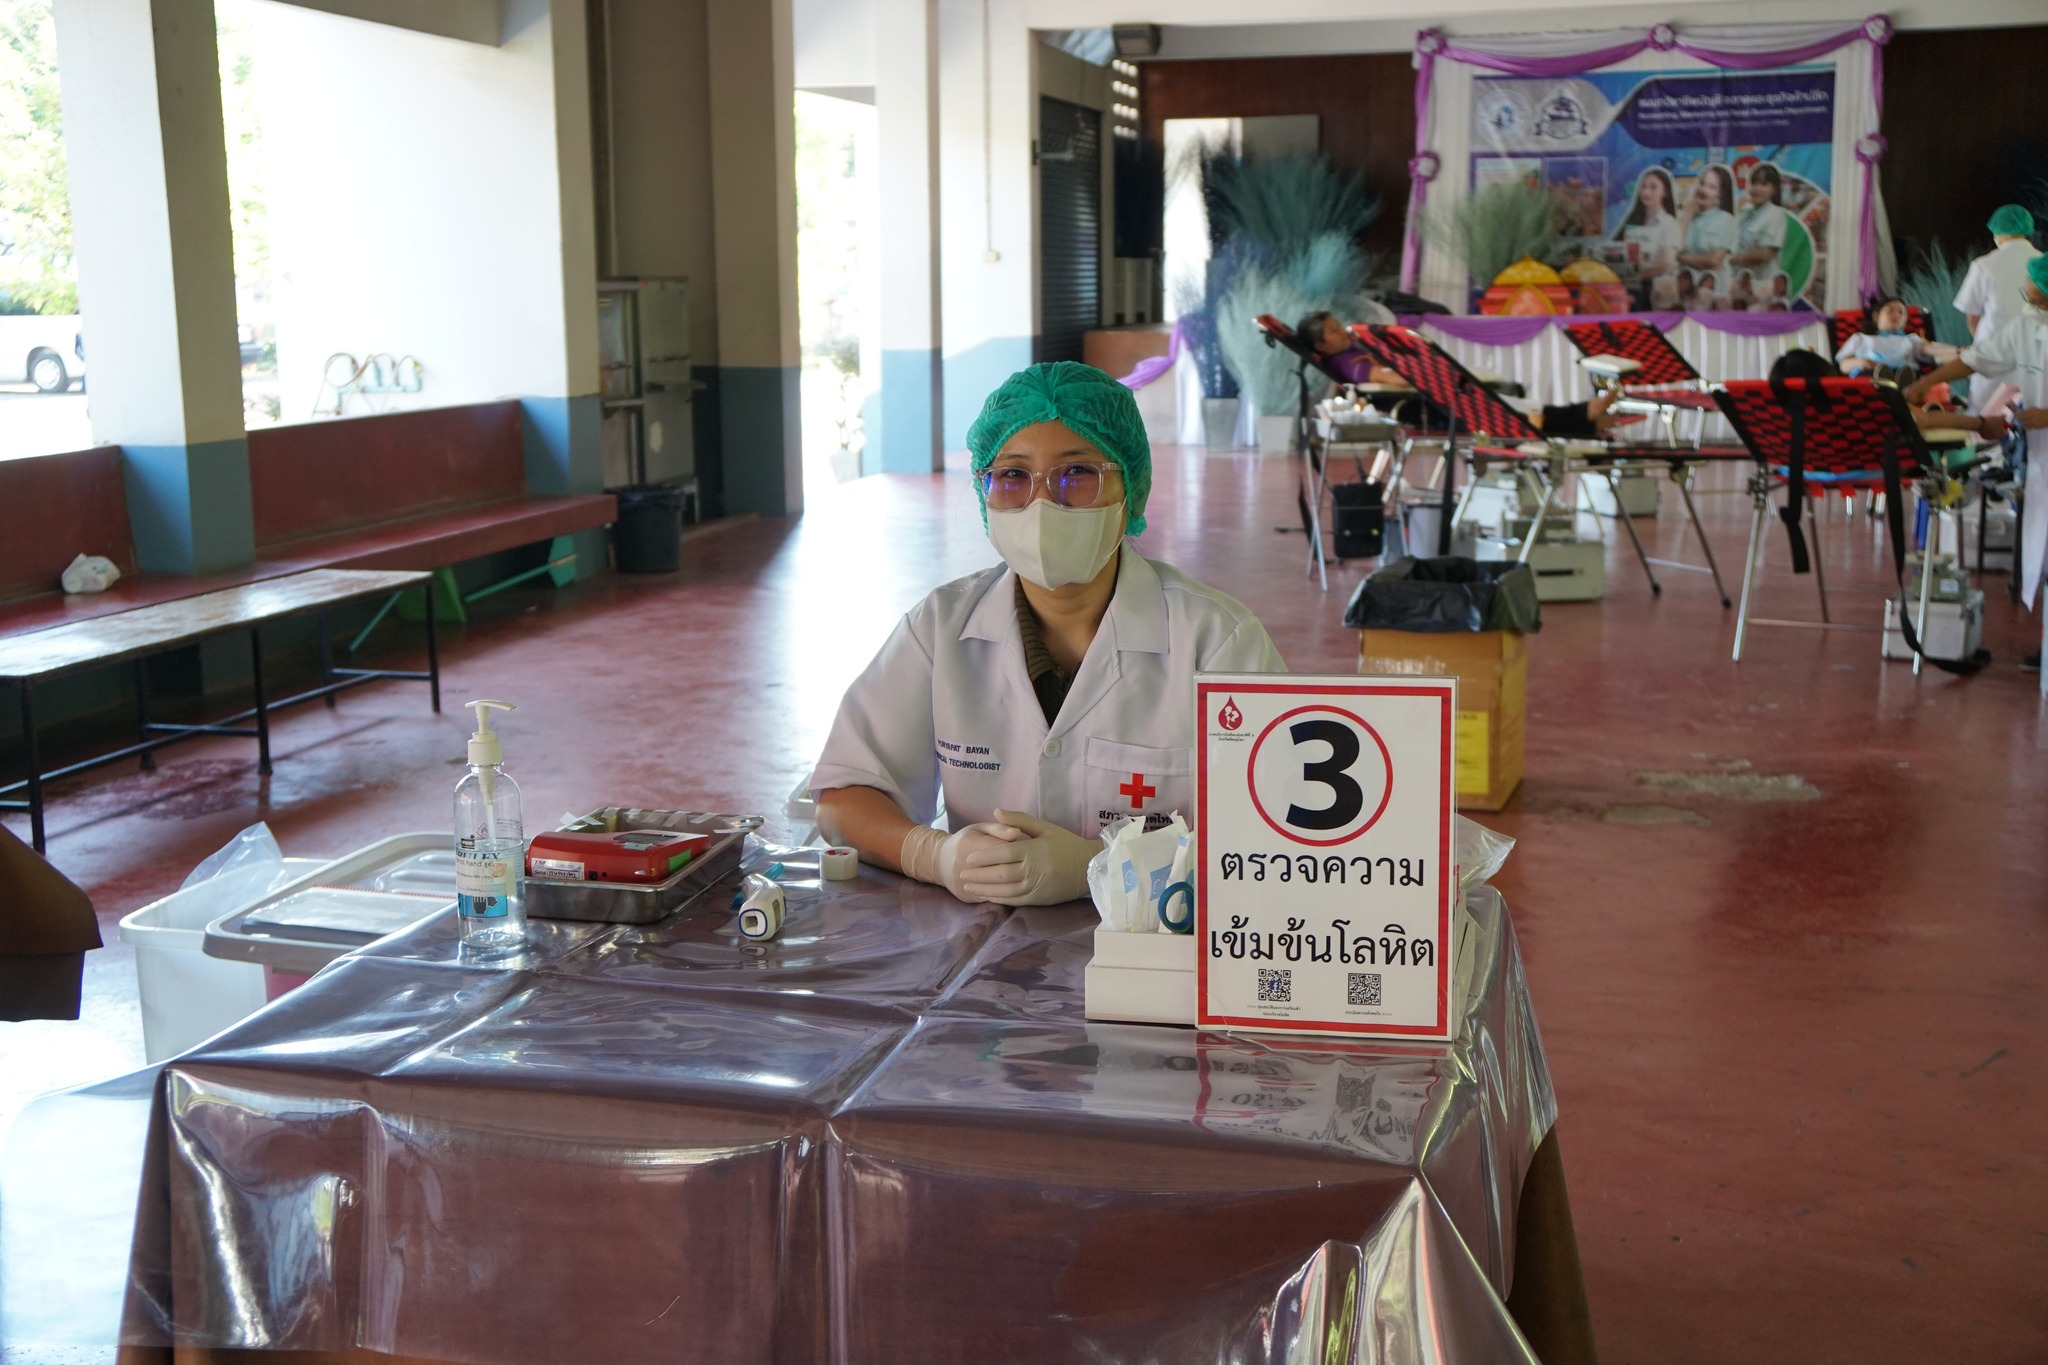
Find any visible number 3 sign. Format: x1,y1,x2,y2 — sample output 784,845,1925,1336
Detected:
1196,674,1457,1039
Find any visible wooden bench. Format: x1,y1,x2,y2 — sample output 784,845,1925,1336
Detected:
0,403,617,639
0,569,439,853
247,401,617,580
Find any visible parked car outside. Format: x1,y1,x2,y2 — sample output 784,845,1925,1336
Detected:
0,314,88,392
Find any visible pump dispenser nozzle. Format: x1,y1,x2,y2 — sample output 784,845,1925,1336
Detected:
465,699,515,768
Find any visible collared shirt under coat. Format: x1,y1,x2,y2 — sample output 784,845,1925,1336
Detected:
809,545,1286,836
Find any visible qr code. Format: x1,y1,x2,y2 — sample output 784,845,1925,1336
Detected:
1348,972,1383,1006
1256,968,1292,1003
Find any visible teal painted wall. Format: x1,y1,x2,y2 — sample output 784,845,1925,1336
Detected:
119,438,254,574
518,395,606,496
717,365,801,516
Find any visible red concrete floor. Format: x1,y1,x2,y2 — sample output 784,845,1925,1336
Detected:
5,447,2047,1361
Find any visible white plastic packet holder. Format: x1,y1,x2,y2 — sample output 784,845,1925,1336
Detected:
1086,814,1191,933
1088,814,1516,932
61,553,122,594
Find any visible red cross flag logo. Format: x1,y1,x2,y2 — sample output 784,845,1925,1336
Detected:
1218,697,1243,731
1119,773,1157,809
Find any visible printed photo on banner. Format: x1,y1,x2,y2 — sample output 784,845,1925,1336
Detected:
1469,65,1834,316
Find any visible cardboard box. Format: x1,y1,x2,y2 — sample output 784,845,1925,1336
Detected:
1359,629,1526,812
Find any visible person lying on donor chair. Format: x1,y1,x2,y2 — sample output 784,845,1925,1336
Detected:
1301,309,1405,388
1773,349,2008,440
1302,309,1631,439
1835,296,1935,384
810,362,1285,907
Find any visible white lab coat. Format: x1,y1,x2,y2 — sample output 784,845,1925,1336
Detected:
1682,207,1737,293
810,545,1286,836
1954,238,2044,410
1963,311,2048,608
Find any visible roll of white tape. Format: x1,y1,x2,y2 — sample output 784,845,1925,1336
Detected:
737,877,786,940
822,846,859,880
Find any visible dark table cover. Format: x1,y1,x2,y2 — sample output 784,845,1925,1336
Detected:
2,845,1562,1364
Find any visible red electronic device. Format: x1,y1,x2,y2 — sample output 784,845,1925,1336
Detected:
525,829,713,883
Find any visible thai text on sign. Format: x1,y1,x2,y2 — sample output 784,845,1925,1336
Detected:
1196,675,1457,1040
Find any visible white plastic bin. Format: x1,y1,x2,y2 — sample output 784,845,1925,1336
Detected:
117,857,327,1063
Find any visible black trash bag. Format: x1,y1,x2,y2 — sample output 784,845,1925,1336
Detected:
613,484,686,573
1341,556,1542,634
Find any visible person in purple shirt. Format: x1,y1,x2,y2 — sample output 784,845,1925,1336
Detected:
1300,311,1405,387
1299,310,1627,438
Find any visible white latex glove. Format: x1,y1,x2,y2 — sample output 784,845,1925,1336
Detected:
955,809,1096,907
899,822,1024,904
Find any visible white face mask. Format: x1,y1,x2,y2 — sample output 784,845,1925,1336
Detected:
988,499,1124,589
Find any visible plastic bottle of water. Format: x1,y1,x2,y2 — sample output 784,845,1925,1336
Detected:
453,699,526,953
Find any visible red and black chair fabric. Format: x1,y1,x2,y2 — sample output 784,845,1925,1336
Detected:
1559,318,1719,411
1713,376,1983,670
1255,313,1301,354
1348,325,1541,442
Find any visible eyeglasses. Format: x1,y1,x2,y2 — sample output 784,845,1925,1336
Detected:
978,462,1121,511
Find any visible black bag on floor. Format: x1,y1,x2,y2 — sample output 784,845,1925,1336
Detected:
1342,556,1542,634
1329,481,1384,560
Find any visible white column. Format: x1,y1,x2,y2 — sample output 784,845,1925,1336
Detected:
873,0,941,473
937,0,1034,450
54,0,250,573
706,0,803,515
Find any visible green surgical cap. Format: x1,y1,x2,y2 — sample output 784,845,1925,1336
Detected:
965,361,1152,536
1989,204,2035,237
2029,252,2048,294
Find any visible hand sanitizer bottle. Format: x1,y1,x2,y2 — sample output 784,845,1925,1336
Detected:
454,699,526,953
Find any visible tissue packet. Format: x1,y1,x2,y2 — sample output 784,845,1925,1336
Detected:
1087,813,1189,933
60,553,121,595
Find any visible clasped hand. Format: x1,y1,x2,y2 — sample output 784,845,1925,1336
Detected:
899,811,1092,907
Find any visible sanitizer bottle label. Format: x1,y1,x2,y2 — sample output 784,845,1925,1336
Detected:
456,848,512,918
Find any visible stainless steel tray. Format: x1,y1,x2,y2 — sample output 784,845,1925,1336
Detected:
521,807,759,924
202,833,456,975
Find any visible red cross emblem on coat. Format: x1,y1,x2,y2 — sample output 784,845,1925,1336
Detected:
1118,773,1157,809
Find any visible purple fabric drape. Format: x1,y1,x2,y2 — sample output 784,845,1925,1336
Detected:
1410,315,1556,346
1116,319,1182,390
1393,310,1825,340
1398,17,1892,302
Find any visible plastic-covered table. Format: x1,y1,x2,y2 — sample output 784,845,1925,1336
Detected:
2,845,1585,1364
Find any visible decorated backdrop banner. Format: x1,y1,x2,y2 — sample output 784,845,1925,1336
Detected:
1470,66,1835,314
1400,18,1894,315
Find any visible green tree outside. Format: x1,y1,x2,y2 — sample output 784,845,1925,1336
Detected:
0,0,75,316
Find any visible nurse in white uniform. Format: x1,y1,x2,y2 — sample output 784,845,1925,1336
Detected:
1729,163,1790,279
811,361,1286,905
1909,251,2048,676
1675,164,1738,299
1952,205,2043,412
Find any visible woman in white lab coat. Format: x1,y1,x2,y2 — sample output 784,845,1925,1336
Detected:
810,361,1285,905
1909,252,2048,670
1615,167,1681,300
1730,163,1792,280
1952,205,2043,411
1675,164,1738,300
